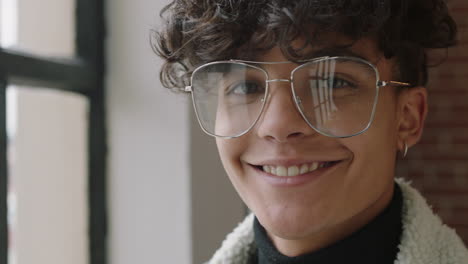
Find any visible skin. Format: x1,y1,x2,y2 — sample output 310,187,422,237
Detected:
215,37,428,257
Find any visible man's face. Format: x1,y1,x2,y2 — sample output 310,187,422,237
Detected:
216,37,403,247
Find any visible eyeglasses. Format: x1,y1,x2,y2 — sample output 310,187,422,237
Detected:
184,56,410,138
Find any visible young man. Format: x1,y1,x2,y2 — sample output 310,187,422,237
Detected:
154,0,468,263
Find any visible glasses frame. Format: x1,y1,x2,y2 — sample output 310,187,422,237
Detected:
184,56,411,139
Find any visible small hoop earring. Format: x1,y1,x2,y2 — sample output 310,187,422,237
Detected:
403,142,408,158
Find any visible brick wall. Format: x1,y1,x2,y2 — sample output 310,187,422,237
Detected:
396,0,468,246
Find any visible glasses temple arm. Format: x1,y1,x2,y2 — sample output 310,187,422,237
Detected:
378,81,412,87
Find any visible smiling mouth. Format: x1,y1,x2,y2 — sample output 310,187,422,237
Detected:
253,161,341,177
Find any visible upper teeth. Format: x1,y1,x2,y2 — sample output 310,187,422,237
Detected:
262,163,324,177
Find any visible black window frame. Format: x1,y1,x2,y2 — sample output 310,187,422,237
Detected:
0,0,107,264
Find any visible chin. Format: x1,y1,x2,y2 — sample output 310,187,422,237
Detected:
254,204,332,240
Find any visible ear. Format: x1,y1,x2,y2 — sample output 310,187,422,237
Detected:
396,87,428,152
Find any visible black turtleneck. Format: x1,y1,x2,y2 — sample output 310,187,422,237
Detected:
252,184,403,264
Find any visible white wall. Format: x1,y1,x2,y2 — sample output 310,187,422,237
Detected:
106,0,192,263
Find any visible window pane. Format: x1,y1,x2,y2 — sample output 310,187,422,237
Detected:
7,86,88,264
0,0,18,47
0,0,75,57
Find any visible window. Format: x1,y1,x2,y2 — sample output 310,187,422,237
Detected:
0,0,106,264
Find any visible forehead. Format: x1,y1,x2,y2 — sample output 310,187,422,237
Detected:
253,36,382,66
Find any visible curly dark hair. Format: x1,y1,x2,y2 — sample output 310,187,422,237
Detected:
152,0,457,91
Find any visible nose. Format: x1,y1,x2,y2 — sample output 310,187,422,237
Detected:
255,80,316,142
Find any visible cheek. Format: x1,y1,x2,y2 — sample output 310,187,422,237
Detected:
349,89,399,160
371,94,400,153
342,95,399,204
216,137,262,212
347,92,399,153
215,137,248,183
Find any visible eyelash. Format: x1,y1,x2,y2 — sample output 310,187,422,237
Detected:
312,77,356,89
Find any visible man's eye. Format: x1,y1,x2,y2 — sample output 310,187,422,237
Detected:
227,81,264,95
310,77,356,90
331,78,355,89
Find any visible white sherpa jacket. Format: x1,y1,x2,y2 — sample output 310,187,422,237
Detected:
207,179,468,264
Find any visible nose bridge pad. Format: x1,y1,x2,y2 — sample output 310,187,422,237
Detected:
294,95,303,110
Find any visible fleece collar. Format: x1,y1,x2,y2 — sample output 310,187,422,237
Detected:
207,179,468,264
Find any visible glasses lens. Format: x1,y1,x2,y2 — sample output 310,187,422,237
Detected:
191,62,267,137
292,57,378,137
